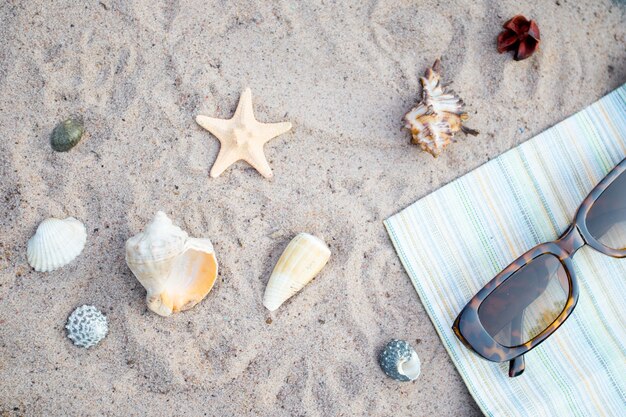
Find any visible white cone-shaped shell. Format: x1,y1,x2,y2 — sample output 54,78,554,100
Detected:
125,211,218,317
27,217,87,272
263,233,331,311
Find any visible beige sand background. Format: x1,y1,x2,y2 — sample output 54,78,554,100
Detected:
0,1,625,416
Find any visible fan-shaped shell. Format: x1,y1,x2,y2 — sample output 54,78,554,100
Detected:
26,217,87,272
263,233,331,311
125,211,218,317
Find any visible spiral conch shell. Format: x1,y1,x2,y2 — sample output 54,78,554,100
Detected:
263,233,331,311
404,58,478,157
125,211,218,317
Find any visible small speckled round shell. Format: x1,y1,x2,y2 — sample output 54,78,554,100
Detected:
65,305,108,348
51,117,84,152
379,339,421,382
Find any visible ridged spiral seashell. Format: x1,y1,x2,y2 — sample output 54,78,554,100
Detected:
65,305,108,348
26,217,87,272
379,339,421,382
125,211,219,317
263,233,331,311
404,58,478,157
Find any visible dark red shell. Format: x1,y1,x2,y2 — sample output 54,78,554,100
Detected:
497,15,540,61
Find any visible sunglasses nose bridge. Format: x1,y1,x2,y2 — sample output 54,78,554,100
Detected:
557,224,586,256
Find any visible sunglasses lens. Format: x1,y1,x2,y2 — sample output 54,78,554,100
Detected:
586,170,626,251
478,254,569,347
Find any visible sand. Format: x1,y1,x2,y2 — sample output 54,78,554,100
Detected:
0,1,624,416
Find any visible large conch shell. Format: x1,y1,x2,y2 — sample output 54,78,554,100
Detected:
27,217,87,272
125,211,218,317
263,233,331,311
404,58,478,157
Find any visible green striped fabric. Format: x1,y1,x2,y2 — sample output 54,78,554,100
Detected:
385,85,626,417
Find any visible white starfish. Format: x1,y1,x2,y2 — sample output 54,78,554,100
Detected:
196,88,292,179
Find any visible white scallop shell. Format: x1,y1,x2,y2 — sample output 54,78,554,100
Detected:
125,211,219,317
263,233,331,311
26,217,87,272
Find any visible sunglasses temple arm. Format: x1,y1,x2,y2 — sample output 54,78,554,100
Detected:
508,313,526,377
509,356,525,377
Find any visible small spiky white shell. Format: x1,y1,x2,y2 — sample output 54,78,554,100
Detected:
65,305,108,348
27,217,87,272
263,233,331,311
404,59,477,157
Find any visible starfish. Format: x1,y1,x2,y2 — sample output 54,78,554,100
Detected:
195,88,292,179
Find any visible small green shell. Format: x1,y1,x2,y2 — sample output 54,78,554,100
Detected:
51,117,85,152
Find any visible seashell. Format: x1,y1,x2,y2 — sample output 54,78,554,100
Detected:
379,339,421,382
125,211,218,317
51,117,85,152
263,233,331,311
27,217,87,272
404,58,478,157
65,305,108,348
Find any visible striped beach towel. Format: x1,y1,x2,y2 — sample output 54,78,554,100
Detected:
384,85,626,416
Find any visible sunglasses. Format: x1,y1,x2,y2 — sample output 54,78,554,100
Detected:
452,158,626,377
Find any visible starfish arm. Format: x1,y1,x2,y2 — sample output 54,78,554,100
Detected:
233,88,254,122
244,143,273,179
210,146,243,178
257,121,292,144
196,115,233,142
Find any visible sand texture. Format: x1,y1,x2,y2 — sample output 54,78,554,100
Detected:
0,1,625,416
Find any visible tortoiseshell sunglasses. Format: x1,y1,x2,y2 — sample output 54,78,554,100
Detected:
453,158,626,377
